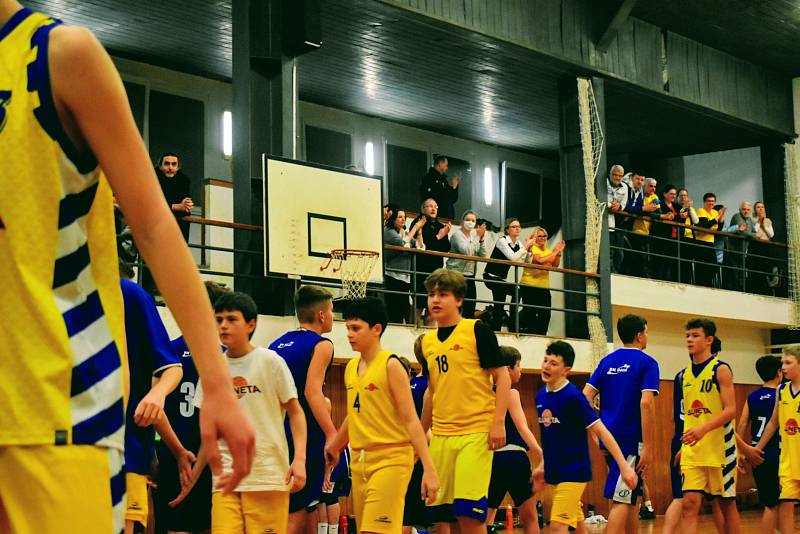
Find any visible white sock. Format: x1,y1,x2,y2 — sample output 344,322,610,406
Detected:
329,524,339,534
318,523,329,534
644,500,653,510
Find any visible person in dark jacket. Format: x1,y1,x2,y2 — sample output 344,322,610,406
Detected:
409,198,451,323
157,152,193,242
419,155,459,220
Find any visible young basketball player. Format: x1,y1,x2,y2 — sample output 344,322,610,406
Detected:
534,341,637,534
270,285,337,534
583,314,659,534
120,277,184,534
154,281,230,534
737,355,782,534
174,292,308,534
325,297,439,534
318,396,351,534
0,2,253,530
403,335,432,534
485,347,543,534
420,269,511,534
680,319,740,534
755,345,800,534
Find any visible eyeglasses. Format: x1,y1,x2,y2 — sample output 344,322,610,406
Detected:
508,224,521,229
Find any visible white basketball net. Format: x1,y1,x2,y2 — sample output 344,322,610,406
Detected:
324,249,379,300
577,78,610,369
784,144,800,328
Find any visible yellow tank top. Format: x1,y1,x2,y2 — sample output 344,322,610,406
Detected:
345,350,411,449
422,319,495,435
681,357,736,467
694,208,719,243
520,245,552,288
0,9,126,449
778,382,800,480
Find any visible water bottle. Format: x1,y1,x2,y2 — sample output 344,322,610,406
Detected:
340,515,348,534
536,501,544,529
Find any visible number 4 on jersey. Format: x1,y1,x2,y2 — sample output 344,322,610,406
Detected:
353,392,360,413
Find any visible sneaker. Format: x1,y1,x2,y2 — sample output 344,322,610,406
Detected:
639,505,655,520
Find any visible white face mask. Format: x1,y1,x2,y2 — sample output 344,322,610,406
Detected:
463,220,476,231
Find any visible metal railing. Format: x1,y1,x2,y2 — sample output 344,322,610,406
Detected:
127,216,602,335
610,211,788,297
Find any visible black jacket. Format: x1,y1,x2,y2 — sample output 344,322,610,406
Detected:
419,168,458,219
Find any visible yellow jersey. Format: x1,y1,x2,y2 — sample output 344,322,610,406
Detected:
694,208,719,243
0,9,126,449
681,357,736,468
778,382,800,480
422,319,495,435
345,350,411,450
520,245,552,288
632,194,659,235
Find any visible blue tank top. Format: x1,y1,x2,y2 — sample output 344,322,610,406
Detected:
748,386,780,462
504,409,527,449
162,336,201,453
410,375,428,418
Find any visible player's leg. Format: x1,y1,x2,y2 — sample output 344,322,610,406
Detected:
428,435,457,534
452,434,493,534
714,461,740,534
484,451,505,529
548,483,586,534
316,503,328,534
0,445,124,534
358,446,414,534
326,500,341,534
680,491,703,534
504,451,538,534
603,452,641,534
662,499,682,534
778,500,795,534
753,459,779,534
242,490,289,534
709,499,725,534
403,461,430,534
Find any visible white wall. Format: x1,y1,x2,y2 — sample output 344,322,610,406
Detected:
683,146,763,211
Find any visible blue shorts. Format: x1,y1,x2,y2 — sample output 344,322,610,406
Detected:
670,439,683,499
289,424,326,512
604,450,643,505
487,449,533,508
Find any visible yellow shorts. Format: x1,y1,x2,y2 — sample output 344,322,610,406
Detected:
429,433,493,522
779,476,800,501
212,490,289,534
125,473,149,526
681,465,737,498
549,483,586,529
0,445,124,534
351,445,414,534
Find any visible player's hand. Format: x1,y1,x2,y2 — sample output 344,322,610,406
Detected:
637,446,652,474
681,426,707,446
177,449,197,488
737,454,750,474
286,459,307,494
621,465,638,490
134,390,166,427
199,387,255,494
324,441,341,470
421,468,440,505
323,466,333,492
740,443,764,467
436,223,451,240
488,420,506,450
532,464,545,494
673,450,681,467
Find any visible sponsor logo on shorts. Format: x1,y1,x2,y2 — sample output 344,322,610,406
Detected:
374,515,392,523
233,376,262,398
128,501,142,511
785,418,800,436
606,364,630,375
617,489,631,498
538,409,560,427
557,512,570,519
687,400,711,418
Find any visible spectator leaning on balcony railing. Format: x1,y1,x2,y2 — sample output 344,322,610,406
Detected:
693,193,726,287
677,188,700,284
383,208,425,324
446,210,487,319
520,226,565,335
723,202,757,292
651,184,679,282
483,218,537,332
627,176,661,277
410,198,452,323
750,201,779,294
607,164,629,273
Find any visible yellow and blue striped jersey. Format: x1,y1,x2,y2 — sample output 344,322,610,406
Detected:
0,8,126,450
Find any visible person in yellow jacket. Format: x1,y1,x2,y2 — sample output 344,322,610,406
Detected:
520,227,565,335
694,193,727,287
630,177,662,277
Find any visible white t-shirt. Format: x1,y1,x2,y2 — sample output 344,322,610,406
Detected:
194,346,298,492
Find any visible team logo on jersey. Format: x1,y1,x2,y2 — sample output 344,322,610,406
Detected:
760,394,773,401
538,409,560,427
607,364,630,375
0,90,11,134
785,418,800,436
365,383,378,391
450,344,463,351
275,341,294,349
687,399,712,418
232,376,262,398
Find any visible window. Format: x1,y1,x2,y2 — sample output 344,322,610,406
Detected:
503,166,542,225
305,125,352,169
386,144,428,212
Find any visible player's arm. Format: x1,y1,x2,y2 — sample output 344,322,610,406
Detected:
756,393,780,451
48,25,255,491
582,384,598,406
736,402,751,441
682,365,736,446
284,398,308,493
325,418,349,468
306,341,337,440
387,357,440,504
154,415,196,487
475,322,509,449
136,365,183,427
638,390,656,474
168,443,209,508
508,389,543,463
589,420,638,490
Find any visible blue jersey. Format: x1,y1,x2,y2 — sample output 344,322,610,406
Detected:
672,370,684,454
504,408,527,450
121,279,181,474
748,386,780,462
410,374,428,418
536,380,599,484
269,329,333,439
587,348,660,455
162,336,201,453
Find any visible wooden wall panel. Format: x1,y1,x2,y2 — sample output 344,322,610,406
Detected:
325,363,761,519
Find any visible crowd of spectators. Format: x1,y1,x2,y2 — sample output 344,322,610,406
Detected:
606,164,782,294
